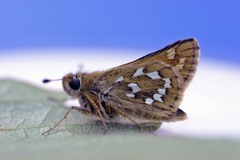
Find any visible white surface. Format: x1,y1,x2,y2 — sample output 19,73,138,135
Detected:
1,49,240,140
163,61,240,140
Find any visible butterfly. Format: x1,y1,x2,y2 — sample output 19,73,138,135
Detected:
43,38,200,134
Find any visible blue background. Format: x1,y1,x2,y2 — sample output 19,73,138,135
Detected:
0,0,239,64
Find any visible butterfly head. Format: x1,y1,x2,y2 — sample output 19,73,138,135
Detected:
62,73,81,97
43,73,82,98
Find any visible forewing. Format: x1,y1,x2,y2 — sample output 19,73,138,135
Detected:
95,60,184,112
92,38,199,121
120,38,200,89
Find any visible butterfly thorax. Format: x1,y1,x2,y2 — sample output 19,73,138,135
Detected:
62,72,118,119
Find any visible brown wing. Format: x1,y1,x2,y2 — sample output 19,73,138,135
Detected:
118,38,200,90
91,38,199,122
94,61,185,122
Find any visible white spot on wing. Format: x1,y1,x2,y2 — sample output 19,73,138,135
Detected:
115,76,124,83
133,67,144,77
163,78,172,88
145,98,154,105
127,83,141,93
158,88,166,95
146,71,161,79
126,93,135,98
153,93,163,102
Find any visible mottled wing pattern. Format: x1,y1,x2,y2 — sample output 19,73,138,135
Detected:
121,38,200,89
95,61,184,121
93,38,199,122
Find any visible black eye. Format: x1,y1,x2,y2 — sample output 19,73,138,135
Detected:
69,77,80,90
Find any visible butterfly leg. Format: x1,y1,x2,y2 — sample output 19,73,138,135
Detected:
81,89,109,133
42,106,89,135
105,99,156,135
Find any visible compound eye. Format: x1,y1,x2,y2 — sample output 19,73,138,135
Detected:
69,77,80,90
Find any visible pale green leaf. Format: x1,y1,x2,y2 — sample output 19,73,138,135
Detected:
0,79,239,160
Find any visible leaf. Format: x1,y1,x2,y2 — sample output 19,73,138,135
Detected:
0,79,160,139
0,79,239,160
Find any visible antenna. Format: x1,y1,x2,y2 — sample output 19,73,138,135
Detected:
42,78,62,83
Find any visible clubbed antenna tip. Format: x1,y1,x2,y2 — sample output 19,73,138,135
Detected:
42,79,51,83
42,78,62,83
